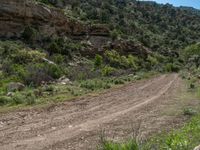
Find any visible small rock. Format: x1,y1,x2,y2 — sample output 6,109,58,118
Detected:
194,145,200,150
7,92,14,97
42,58,56,65
7,82,25,92
58,76,72,85
51,127,56,130
0,121,4,128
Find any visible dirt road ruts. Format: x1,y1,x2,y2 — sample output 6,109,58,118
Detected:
0,74,185,150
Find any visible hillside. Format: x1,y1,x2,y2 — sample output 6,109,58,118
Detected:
0,0,200,149
35,0,200,54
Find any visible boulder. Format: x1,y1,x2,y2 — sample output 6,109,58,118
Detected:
7,82,25,92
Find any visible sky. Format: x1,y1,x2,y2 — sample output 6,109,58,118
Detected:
153,0,200,9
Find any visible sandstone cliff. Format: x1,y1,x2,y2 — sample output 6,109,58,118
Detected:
0,0,109,38
0,0,151,57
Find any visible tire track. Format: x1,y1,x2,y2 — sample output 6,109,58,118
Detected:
0,74,179,150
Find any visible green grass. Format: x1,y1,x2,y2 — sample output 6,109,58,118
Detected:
99,140,139,150
98,114,200,150
0,71,157,112
98,72,200,150
143,114,200,150
196,87,200,99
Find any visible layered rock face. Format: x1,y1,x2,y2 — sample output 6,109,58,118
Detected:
0,0,109,38
0,0,151,57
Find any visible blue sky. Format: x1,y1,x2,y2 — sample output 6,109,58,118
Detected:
153,0,200,9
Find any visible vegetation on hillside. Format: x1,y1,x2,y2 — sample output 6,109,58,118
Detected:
1,0,200,149
36,0,200,55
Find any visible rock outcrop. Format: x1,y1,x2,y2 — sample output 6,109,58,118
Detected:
0,0,109,38
104,40,152,58
0,0,151,57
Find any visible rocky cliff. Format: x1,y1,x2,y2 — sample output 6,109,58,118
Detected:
0,0,151,57
0,0,109,38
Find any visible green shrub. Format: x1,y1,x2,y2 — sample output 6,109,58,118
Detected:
110,29,120,41
45,85,54,92
164,63,180,72
11,49,45,64
21,26,37,43
127,55,139,70
104,50,121,68
99,139,139,150
0,96,12,106
47,41,60,55
12,93,25,105
46,64,63,79
26,91,36,105
80,79,111,91
102,66,116,76
183,43,200,61
147,55,159,67
104,50,139,70
50,54,65,64
25,63,63,86
94,54,103,68
183,108,197,116
114,79,125,85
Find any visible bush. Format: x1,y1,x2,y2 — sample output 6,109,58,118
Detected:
114,79,125,85
147,55,159,67
26,91,36,105
99,139,139,150
104,50,121,68
24,63,62,86
164,63,180,72
110,29,120,41
183,108,197,116
183,43,200,61
12,93,25,105
9,64,28,80
101,66,116,76
11,49,45,64
104,50,139,70
50,54,65,64
0,96,12,106
21,26,37,43
127,55,139,70
47,41,60,55
46,64,63,79
80,79,111,91
94,54,103,69
24,64,51,86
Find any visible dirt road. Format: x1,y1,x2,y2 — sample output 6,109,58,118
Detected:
0,74,188,150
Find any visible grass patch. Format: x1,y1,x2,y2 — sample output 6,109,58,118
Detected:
143,114,200,150
99,140,139,150
0,72,157,112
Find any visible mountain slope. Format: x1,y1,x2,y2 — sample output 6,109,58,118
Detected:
36,0,200,53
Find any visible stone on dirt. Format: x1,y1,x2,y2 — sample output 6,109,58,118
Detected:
58,76,72,85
